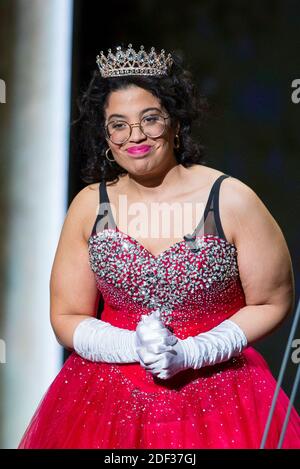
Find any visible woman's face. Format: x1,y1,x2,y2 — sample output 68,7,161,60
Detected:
104,85,178,175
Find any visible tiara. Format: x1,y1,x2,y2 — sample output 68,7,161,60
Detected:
96,44,173,78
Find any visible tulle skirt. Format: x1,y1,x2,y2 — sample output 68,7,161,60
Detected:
18,347,300,449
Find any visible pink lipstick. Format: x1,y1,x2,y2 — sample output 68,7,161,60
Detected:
126,145,152,157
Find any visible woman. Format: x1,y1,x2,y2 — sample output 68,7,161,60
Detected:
18,44,300,449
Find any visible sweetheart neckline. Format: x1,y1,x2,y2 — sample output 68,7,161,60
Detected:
88,228,237,260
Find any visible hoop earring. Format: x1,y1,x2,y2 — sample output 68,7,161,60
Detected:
174,134,180,150
105,148,115,162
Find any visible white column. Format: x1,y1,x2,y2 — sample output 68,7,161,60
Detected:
0,0,73,448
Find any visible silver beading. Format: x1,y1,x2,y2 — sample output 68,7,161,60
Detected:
96,44,173,78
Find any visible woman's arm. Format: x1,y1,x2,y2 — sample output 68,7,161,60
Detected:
50,185,164,362
50,186,101,350
222,178,295,344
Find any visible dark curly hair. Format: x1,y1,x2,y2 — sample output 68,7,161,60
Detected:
74,50,209,185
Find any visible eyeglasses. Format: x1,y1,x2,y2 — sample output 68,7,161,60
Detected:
105,114,170,145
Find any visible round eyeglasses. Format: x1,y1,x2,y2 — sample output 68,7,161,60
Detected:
105,114,170,145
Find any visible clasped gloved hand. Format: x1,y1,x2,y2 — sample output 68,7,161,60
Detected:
136,311,248,380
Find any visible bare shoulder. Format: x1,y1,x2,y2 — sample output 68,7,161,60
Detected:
65,183,100,243
219,174,272,226
219,174,289,255
192,166,282,247
189,165,254,200
188,164,225,187
188,166,261,244
220,175,262,211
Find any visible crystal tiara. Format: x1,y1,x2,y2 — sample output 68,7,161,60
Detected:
96,44,173,78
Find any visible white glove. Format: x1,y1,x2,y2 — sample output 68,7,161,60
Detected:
73,317,140,363
135,310,177,359
136,310,181,375
136,315,248,380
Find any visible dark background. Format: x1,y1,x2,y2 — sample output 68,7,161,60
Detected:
68,0,300,410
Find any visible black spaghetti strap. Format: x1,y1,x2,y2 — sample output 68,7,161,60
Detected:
213,174,230,240
185,174,230,240
203,175,227,221
100,178,109,204
90,179,112,237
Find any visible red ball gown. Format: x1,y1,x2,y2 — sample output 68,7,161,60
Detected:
18,174,300,448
